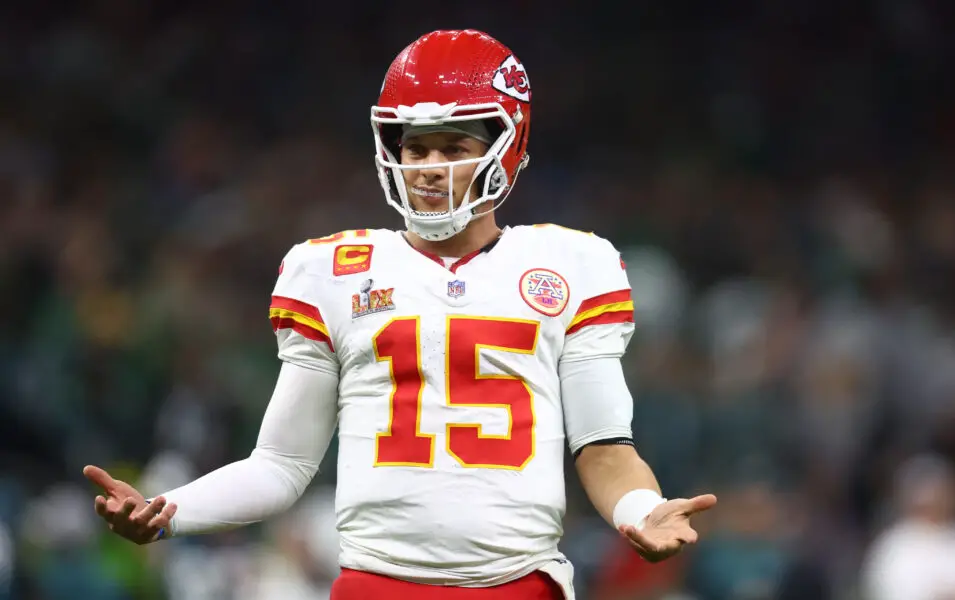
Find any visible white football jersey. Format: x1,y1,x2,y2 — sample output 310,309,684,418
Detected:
268,225,634,587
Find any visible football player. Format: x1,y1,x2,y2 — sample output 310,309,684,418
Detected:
85,29,717,600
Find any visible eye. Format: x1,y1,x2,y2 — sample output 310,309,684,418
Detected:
444,145,466,156
402,145,426,160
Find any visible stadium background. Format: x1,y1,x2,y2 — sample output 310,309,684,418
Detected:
2,1,955,598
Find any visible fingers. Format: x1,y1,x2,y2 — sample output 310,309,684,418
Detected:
668,494,718,517
685,494,718,514
87,467,166,545
92,493,166,544
118,497,138,519
677,527,699,544
94,496,110,520
619,525,664,555
132,497,165,526
130,496,177,534
617,495,717,563
619,524,700,562
99,497,138,529
146,502,178,532
83,465,117,493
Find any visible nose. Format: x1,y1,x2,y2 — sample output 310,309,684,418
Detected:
416,149,448,182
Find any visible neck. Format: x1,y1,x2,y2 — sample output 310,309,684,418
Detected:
405,212,502,257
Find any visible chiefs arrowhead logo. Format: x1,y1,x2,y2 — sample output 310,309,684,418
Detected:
492,55,531,103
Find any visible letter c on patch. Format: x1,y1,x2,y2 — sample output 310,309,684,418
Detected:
333,244,373,276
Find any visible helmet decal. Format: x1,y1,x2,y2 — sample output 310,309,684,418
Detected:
492,55,530,102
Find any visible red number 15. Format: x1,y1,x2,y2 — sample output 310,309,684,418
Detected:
373,316,539,470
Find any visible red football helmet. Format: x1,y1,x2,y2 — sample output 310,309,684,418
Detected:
371,30,532,241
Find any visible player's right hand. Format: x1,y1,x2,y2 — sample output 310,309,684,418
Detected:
83,464,177,545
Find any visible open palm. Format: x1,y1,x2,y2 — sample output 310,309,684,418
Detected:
83,465,177,545
618,494,717,562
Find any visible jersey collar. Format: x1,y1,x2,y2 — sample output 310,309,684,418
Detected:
401,227,506,274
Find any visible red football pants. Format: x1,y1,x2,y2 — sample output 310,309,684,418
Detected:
330,568,565,600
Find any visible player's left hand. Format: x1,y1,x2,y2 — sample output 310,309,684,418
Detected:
618,494,717,562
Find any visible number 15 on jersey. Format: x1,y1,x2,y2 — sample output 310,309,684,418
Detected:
373,316,539,471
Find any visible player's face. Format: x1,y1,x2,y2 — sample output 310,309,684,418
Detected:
400,132,489,212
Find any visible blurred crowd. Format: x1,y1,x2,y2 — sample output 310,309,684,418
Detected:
3,1,955,599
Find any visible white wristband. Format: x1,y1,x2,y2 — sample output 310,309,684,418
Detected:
612,489,667,530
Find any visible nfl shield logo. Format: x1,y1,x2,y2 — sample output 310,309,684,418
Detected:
447,280,466,298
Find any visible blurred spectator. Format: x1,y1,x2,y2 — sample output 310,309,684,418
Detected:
236,487,338,600
861,454,955,600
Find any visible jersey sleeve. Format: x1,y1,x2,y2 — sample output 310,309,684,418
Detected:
561,235,635,363
269,243,339,375
560,356,634,454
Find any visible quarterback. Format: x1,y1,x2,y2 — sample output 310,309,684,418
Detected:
85,29,716,599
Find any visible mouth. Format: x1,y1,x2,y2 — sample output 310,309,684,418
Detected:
411,186,449,199
410,186,451,212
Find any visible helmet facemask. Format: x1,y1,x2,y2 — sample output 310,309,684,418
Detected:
371,102,521,241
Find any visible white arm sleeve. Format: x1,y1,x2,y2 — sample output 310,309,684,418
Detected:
161,361,339,536
560,356,634,455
